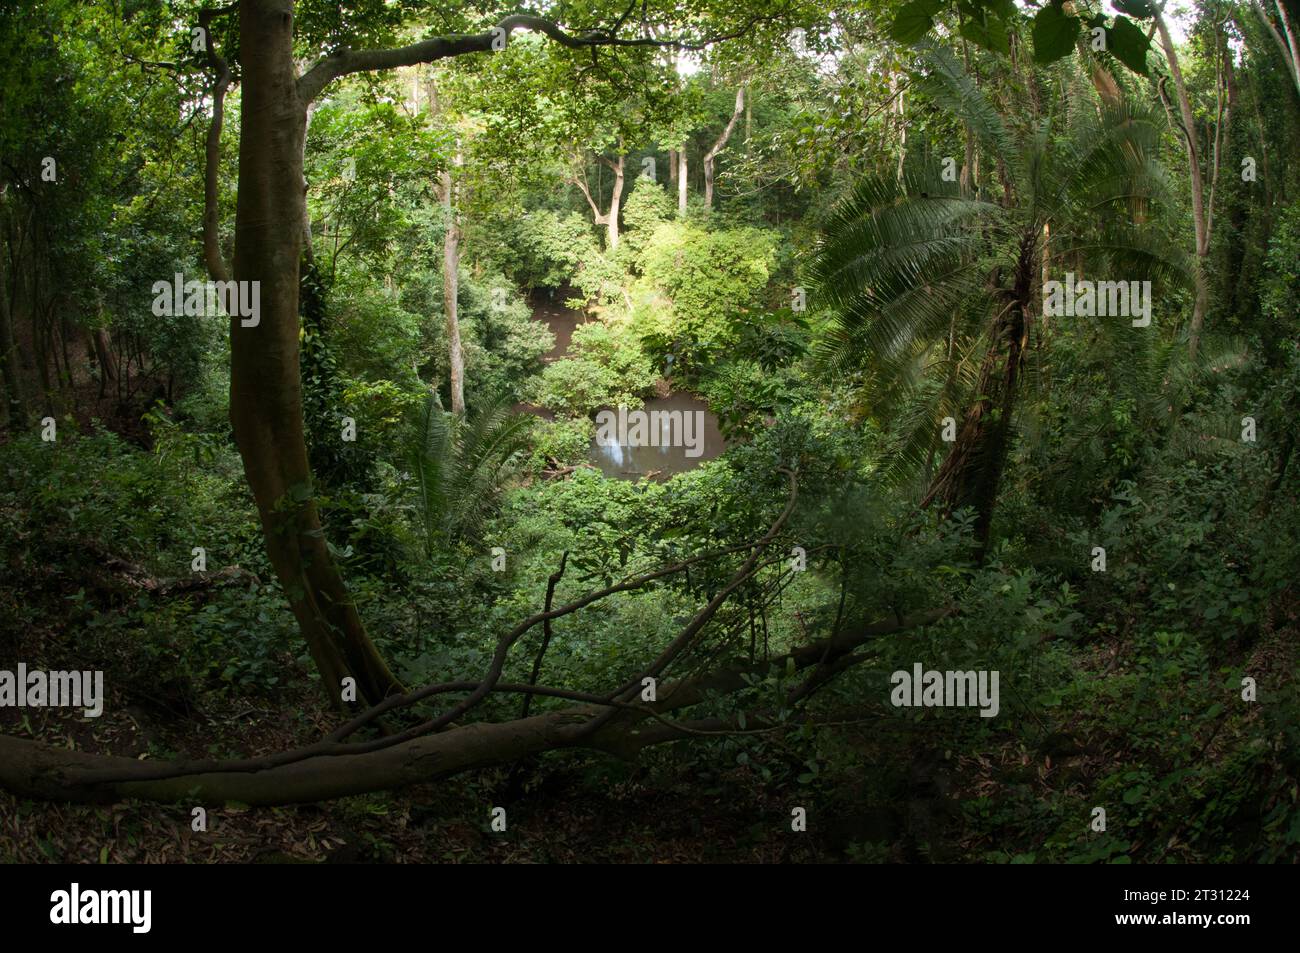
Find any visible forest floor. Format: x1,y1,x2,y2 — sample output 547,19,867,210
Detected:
0,564,848,863
3,570,1296,862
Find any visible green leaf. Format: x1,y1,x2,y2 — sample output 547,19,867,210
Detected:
1032,4,1081,64
959,15,1011,54
1108,16,1151,75
890,0,945,44
1123,784,1147,804
1113,0,1155,18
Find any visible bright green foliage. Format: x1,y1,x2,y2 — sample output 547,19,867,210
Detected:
530,321,658,417
634,222,780,370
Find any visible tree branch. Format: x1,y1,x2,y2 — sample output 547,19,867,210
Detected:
199,4,237,284
297,13,776,104
0,607,947,805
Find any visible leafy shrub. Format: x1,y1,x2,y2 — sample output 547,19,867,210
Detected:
495,208,602,291
530,320,656,416
530,415,596,469
633,222,779,370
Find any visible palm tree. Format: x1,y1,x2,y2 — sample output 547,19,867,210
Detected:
408,393,534,556
810,43,1186,550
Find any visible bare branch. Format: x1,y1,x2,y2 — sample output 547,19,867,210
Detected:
0,607,948,805
297,13,777,104
520,551,569,719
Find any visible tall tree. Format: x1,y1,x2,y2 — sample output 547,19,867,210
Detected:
1153,2,1212,359
703,86,745,209
199,0,784,705
812,45,1184,549
426,75,466,414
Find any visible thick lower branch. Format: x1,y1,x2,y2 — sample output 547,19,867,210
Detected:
0,609,947,806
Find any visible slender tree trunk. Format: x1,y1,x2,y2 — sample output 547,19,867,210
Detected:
961,121,975,193
440,163,464,413
426,78,465,414
601,151,626,249
29,258,52,413
744,85,752,149
0,246,27,428
1040,222,1051,337
227,0,401,707
1253,0,1300,98
703,88,744,210
1155,8,1210,359
924,234,1036,551
59,315,74,396
678,142,688,215
1205,44,1235,269
895,83,906,183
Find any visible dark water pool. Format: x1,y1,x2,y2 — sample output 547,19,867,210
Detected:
588,392,724,481
518,292,725,480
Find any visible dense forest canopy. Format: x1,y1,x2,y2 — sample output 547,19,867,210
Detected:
0,0,1297,865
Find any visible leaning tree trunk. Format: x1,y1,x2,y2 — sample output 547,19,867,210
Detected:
703,87,743,210
228,0,401,706
1253,0,1300,99
924,237,1035,550
0,608,945,806
1155,9,1210,360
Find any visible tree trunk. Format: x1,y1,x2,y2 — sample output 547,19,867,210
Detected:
1253,0,1300,98
1039,222,1051,337
0,245,27,428
440,164,464,413
92,327,116,382
227,0,401,706
425,77,465,414
573,150,626,251
602,151,626,250
678,142,688,215
924,235,1035,550
1155,9,1210,360
0,609,944,806
703,87,744,210
744,85,751,149
895,83,906,183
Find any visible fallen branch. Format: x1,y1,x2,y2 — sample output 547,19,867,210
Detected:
0,608,948,805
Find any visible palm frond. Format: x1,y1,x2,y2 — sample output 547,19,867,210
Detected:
407,393,534,555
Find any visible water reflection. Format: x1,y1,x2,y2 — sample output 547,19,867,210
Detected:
588,392,724,481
